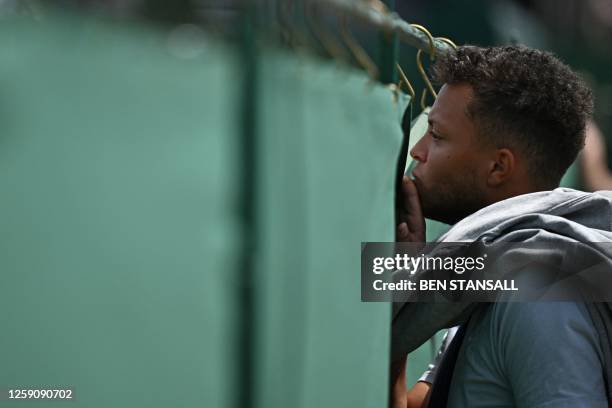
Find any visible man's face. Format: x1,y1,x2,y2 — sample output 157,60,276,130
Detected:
410,83,491,225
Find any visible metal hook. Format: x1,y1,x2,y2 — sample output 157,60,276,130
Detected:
395,63,416,101
411,24,436,60
277,0,293,47
411,24,437,109
277,0,315,52
435,36,458,50
305,1,349,64
420,88,430,111
339,13,379,81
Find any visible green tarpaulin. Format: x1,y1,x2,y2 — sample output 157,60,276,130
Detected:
0,15,241,408
254,51,402,408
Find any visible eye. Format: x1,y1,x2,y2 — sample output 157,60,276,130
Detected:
430,130,442,140
426,123,443,141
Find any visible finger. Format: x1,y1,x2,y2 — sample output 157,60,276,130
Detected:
402,176,423,217
396,222,409,239
402,176,425,234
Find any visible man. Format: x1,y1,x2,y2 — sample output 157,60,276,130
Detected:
391,45,612,407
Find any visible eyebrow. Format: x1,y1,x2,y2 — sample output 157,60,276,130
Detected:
428,117,447,135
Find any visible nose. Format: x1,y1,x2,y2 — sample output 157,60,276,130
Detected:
410,133,428,163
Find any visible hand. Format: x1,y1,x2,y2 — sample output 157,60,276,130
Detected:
390,355,432,408
396,176,426,242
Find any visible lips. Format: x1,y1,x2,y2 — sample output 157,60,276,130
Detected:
411,172,425,193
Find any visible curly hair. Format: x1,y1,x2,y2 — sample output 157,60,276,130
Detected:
431,44,593,188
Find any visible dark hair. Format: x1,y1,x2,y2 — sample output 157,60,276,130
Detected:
431,44,593,188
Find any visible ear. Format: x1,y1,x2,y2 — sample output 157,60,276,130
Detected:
487,148,515,187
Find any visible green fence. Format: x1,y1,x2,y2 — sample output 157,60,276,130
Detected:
0,15,241,408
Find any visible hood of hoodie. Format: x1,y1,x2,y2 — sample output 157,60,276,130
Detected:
391,188,612,361
440,187,612,242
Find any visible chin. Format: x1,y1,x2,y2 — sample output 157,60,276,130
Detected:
427,203,485,225
424,210,459,225
421,197,472,225
416,179,486,225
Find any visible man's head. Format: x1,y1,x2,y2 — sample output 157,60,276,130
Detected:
410,45,593,224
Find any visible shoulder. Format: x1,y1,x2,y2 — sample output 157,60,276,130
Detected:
489,301,594,336
484,302,607,407
449,303,607,407
486,302,599,361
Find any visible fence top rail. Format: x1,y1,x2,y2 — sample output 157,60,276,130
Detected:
315,0,455,56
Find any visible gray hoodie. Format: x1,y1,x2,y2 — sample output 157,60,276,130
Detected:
392,188,612,402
